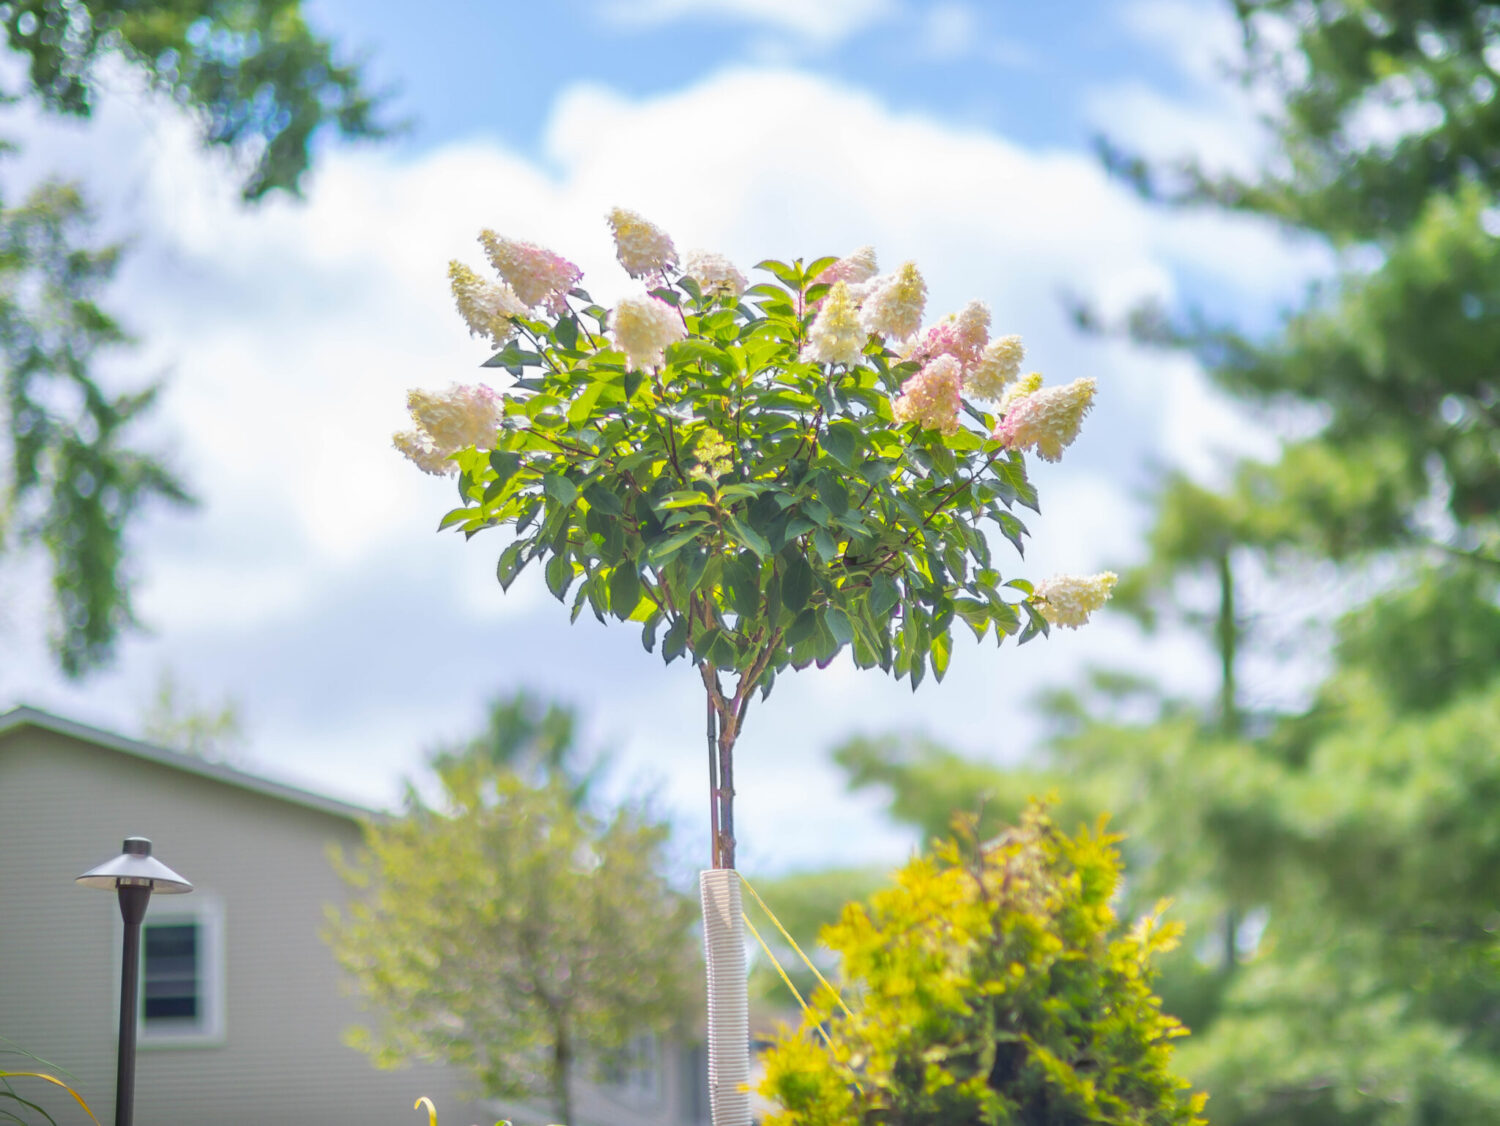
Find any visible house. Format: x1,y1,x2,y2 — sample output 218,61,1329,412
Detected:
0,706,711,1126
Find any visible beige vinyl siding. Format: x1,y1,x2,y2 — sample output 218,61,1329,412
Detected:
0,724,481,1126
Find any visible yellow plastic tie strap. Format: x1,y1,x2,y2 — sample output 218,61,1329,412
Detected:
1,1072,102,1126
741,909,834,1051
739,874,854,1020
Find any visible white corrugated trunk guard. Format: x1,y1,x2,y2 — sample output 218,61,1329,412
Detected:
700,869,751,1126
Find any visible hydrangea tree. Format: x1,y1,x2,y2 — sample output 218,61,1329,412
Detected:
397,207,1112,872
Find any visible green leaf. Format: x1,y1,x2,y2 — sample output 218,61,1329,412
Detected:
609,565,642,620
648,527,703,564
545,553,575,601
870,573,900,617
786,608,819,646
824,605,855,647
496,540,527,591
821,420,861,468
543,474,579,506
782,554,813,613
728,513,773,559
812,526,840,563
661,616,688,663
930,629,952,681
483,341,543,371
656,490,713,510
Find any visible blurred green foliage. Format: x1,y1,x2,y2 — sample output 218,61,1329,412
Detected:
1,0,388,677
758,805,1206,1126
772,4,1500,1122
325,694,696,1126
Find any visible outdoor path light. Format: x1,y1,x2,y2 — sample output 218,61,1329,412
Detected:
77,837,193,1126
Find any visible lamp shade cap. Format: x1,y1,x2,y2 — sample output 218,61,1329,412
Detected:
76,837,193,893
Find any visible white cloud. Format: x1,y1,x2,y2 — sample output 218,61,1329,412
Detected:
597,0,898,46
2,63,1311,871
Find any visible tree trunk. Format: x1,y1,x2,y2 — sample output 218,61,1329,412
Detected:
552,1022,573,1126
1216,546,1241,971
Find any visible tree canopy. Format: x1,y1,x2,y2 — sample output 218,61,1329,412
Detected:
2,0,389,677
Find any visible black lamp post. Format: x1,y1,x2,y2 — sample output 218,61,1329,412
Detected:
76,837,193,1126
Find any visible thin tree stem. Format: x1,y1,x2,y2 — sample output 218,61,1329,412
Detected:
706,685,721,869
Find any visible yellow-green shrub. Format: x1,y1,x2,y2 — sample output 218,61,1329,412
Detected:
758,804,1207,1126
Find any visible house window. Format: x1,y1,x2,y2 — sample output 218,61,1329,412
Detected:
143,924,199,1022
605,1033,660,1103
132,897,224,1046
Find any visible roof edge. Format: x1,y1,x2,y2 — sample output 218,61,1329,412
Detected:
0,705,377,822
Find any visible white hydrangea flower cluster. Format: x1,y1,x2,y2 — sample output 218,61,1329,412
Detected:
477,231,582,313
968,334,1026,401
393,384,503,476
804,281,867,365
608,208,678,278
683,250,748,297
448,262,527,348
993,377,1098,462
1032,572,1118,629
610,294,687,371
859,261,927,340
892,355,963,435
816,245,879,288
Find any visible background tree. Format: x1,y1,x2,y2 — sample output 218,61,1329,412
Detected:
791,3,1500,1122
326,695,697,1126
757,6,1500,1121
138,665,244,759
1,0,388,676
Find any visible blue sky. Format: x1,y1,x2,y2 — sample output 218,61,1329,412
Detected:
305,0,1203,160
2,0,1329,875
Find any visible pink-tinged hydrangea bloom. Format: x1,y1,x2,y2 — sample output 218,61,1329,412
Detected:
815,245,878,288
407,384,503,452
968,334,1025,401
449,261,527,347
392,429,454,476
1033,571,1118,629
477,231,582,313
610,294,687,371
804,281,866,366
907,300,992,369
998,370,1042,414
608,207,678,278
892,355,963,435
860,261,927,340
993,376,1097,462
683,250,748,297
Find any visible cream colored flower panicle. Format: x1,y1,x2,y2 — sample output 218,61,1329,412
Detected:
892,355,963,435
449,261,527,348
968,335,1025,401
610,294,687,371
407,384,503,452
994,376,1096,462
394,383,503,475
997,370,1042,414
860,261,927,340
392,429,454,476
1032,572,1118,629
816,245,879,288
478,231,582,313
683,250,748,297
804,281,866,365
906,300,991,369
608,207,678,278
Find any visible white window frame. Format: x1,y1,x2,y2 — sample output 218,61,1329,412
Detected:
114,893,226,1048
